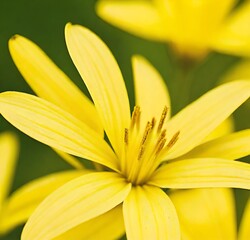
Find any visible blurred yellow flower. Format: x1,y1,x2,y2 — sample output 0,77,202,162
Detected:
1,24,250,239
169,188,250,240
96,0,250,59
0,132,88,235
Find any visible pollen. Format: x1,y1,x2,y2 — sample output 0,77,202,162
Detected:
122,106,180,185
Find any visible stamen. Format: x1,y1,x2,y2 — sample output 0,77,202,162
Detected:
157,106,168,132
151,117,156,129
138,122,152,160
124,128,129,145
131,106,141,129
167,131,180,148
155,138,167,156
141,122,152,146
156,129,167,146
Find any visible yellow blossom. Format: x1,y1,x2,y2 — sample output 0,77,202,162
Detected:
0,24,250,239
96,0,250,59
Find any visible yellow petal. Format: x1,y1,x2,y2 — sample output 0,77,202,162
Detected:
150,158,250,189
65,23,130,157
169,188,236,240
212,1,250,57
161,81,250,160
0,92,118,171
9,35,103,135
55,205,124,240
0,132,18,214
21,172,131,240
123,185,180,240
178,129,250,160
0,170,87,234
96,0,167,41
132,55,171,126
239,199,250,240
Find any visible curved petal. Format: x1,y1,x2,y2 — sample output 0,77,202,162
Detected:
21,172,131,240
239,199,250,240
211,1,250,57
9,35,103,135
0,132,18,213
169,188,236,240
0,170,88,234
178,129,250,160
123,185,180,240
55,205,124,240
132,55,171,126
65,23,130,157
0,92,118,171
150,158,250,189
161,81,250,160
96,0,167,41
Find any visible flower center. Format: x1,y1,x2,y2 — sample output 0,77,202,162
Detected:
120,106,180,185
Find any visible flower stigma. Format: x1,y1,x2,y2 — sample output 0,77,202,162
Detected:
120,106,180,186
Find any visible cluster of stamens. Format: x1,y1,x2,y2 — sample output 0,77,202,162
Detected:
121,106,180,185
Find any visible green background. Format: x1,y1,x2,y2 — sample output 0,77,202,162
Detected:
0,0,249,239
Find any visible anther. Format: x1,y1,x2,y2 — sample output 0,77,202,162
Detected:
151,117,156,129
167,131,180,148
131,106,141,129
138,122,152,160
124,128,129,145
157,106,168,132
141,122,152,146
156,129,167,145
155,138,167,156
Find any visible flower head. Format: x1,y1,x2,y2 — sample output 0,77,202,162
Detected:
96,0,250,59
1,23,250,239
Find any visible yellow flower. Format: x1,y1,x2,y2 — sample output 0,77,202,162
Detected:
0,23,250,239
96,0,250,59
0,132,88,235
169,188,250,240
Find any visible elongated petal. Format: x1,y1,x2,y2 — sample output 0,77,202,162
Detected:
178,129,250,160
123,185,180,240
0,170,88,234
0,92,118,171
162,81,250,160
96,0,167,41
212,1,250,57
0,132,18,214
55,205,124,240
169,188,236,240
132,55,171,125
239,199,250,240
150,158,250,189
21,172,131,240
9,35,103,135
65,23,130,157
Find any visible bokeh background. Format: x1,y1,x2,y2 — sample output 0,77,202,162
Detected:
0,0,249,239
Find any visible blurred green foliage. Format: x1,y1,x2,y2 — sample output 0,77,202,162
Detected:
0,0,249,239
